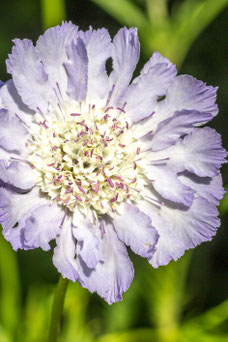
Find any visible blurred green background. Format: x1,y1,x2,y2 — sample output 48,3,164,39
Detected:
0,0,228,341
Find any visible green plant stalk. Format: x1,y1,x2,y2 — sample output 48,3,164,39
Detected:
0,230,21,339
41,0,66,30
92,0,228,67
48,276,69,342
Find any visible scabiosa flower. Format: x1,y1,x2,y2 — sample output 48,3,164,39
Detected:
0,22,226,304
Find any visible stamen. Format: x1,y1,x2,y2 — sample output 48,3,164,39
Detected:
107,177,114,188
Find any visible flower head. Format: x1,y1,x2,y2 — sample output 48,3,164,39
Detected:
0,22,226,304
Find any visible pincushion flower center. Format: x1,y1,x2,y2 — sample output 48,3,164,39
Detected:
28,103,147,216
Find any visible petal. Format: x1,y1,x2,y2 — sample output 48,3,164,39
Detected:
150,109,213,151
145,165,195,206
0,186,48,250
0,79,34,126
64,38,88,102
122,52,177,122
138,195,220,267
179,171,225,206
148,212,186,268
6,39,53,114
0,108,30,154
162,127,227,177
53,214,79,282
160,197,220,250
151,75,218,132
35,21,78,100
156,74,218,117
113,203,158,257
76,221,134,304
72,208,104,268
0,160,36,191
109,27,140,106
137,201,186,268
23,203,63,251
79,28,111,102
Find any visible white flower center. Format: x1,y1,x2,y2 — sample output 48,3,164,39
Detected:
27,102,148,218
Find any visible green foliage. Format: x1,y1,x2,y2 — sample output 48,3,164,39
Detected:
219,186,228,215
41,0,66,30
0,1,227,342
0,233,21,341
91,0,228,66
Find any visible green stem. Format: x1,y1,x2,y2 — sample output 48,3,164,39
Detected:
41,0,66,30
48,276,69,342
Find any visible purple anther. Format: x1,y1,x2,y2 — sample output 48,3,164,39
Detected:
84,151,89,156
125,184,129,193
102,139,107,147
75,195,82,202
40,120,49,129
53,132,56,138
83,139,89,146
65,188,73,194
136,147,141,155
102,166,106,176
47,162,55,167
133,161,137,170
115,175,124,181
77,184,86,194
115,182,124,189
111,193,119,203
95,181,100,193
91,181,100,194
87,180,95,184
107,177,114,188
117,107,125,113
88,128,94,135
68,182,73,185
52,146,58,151
131,178,137,184
104,106,113,113
70,113,81,116
64,196,71,204
92,104,96,109
90,148,94,157
104,114,110,121
119,144,125,148
77,122,87,129
125,121,129,129
78,132,88,137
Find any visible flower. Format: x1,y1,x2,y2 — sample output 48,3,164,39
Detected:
0,22,226,304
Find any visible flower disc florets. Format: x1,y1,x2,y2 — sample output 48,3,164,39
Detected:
28,103,147,218
0,22,226,304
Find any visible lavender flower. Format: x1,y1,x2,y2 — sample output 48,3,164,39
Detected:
0,22,226,304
